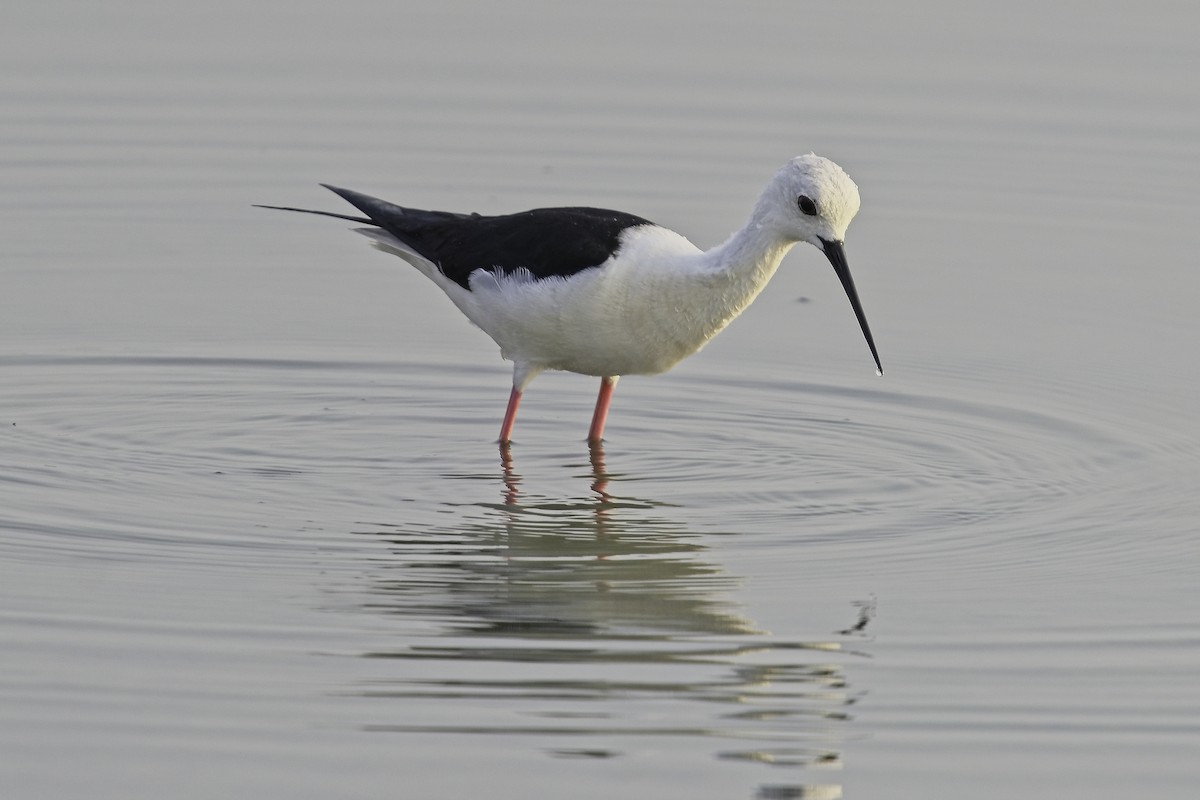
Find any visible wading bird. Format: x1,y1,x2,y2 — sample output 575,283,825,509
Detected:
258,154,881,444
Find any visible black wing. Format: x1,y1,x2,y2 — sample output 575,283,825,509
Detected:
320,185,655,290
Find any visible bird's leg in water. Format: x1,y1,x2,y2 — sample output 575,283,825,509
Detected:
499,386,522,444
588,376,619,443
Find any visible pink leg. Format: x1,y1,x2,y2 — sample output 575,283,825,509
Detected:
587,376,618,443
499,386,522,444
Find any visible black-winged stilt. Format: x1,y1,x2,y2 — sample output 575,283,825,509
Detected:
258,154,881,444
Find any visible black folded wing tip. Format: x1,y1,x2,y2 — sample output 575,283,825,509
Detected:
321,184,478,227
320,183,370,207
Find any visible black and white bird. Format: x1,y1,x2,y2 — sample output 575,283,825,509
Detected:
258,154,881,444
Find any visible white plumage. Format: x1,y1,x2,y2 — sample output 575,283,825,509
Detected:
260,154,881,444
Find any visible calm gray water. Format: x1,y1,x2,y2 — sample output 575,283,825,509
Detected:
3,2,1199,798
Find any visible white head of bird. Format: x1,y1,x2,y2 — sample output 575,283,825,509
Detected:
753,154,861,247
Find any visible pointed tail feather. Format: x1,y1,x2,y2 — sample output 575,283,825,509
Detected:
253,203,371,224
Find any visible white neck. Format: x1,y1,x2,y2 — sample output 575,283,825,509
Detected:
697,200,797,314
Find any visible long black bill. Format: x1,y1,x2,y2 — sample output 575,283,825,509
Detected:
821,238,883,376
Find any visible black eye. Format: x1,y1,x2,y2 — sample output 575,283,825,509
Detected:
797,195,818,216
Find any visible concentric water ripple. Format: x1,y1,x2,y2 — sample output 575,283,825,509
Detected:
3,352,1188,583
594,367,1194,587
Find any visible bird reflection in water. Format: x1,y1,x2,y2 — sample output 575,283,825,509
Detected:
352,443,869,799
498,441,615,533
